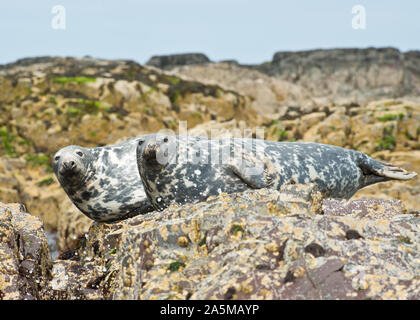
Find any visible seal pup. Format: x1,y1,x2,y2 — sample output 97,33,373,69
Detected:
136,134,417,211
53,137,154,222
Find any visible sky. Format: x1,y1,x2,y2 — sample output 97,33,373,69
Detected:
1,0,419,65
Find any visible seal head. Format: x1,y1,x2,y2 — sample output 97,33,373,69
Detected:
53,145,93,191
53,137,154,222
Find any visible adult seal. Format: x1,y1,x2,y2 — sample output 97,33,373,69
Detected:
136,134,417,211
53,136,154,222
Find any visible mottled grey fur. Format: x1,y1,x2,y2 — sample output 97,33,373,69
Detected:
136,134,417,211
53,136,154,222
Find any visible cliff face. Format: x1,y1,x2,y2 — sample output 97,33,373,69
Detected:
260,47,420,105
164,48,420,110
0,49,419,299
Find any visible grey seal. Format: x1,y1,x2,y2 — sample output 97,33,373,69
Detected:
136,134,417,211
53,136,154,222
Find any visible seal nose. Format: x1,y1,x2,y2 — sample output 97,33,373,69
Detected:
63,160,76,171
144,143,159,164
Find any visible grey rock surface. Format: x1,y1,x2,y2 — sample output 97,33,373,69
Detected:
0,202,51,299
146,53,210,70
168,48,420,110
258,47,420,105
79,185,419,300
1,185,418,300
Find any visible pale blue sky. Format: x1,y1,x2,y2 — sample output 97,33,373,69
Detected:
1,0,419,65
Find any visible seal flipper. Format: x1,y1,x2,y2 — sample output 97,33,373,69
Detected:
358,155,417,186
229,163,266,188
227,156,273,189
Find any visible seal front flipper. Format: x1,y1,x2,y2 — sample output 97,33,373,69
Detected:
227,156,274,189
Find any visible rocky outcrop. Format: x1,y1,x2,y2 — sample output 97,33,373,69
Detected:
146,53,211,70
257,47,420,105
0,202,51,299
0,201,107,300
166,48,420,115
168,61,315,116
2,185,416,300
86,186,417,300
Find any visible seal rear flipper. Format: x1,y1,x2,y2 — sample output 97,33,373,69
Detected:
359,156,417,184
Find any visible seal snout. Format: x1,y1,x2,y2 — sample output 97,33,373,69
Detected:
143,143,160,164
63,160,76,171
59,158,81,177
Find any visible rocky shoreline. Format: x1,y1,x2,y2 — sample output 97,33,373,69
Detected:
0,48,419,299
1,185,418,300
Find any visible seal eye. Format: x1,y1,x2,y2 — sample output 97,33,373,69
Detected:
54,156,60,161
76,151,84,157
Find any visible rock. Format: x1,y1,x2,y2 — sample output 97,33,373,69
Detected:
0,159,24,204
76,186,419,300
260,47,420,105
169,48,420,115
0,202,107,300
353,150,420,211
42,259,105,300
188,119,251,138
168,61,315,117
0,202,51,300
146,53,210,70
0,186,418,300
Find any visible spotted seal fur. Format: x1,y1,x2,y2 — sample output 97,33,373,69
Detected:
136,134,417,211
53,137,154,222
